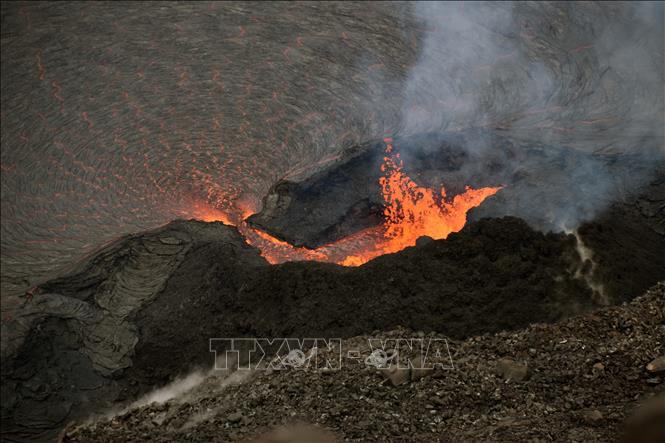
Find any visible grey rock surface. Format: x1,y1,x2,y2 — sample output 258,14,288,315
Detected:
1,220,263,442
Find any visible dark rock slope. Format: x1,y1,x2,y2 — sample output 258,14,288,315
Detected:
129,217,593,391
1,216,623,442
1,220,263,442
62,282,665,443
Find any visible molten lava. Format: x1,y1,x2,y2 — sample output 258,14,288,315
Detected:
201,138,502,266
379,138,501,252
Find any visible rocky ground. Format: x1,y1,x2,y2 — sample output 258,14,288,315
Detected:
2,176,663,443
2,187,664,441
3,216,613,441
63,282,665,442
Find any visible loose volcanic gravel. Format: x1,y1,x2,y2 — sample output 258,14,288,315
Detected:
63,282,665,443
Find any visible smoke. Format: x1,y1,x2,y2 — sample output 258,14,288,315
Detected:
129,370,207,408
395,1,664,230
398,2,519,135
92,366,255,428
83,370,208,426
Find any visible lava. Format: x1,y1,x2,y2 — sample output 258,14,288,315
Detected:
378,137,502,253
204,138,502,266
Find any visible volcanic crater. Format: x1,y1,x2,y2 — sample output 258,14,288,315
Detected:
1,1,664,442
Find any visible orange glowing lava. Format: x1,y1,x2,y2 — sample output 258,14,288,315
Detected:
380,138,501,252
196,138,502,266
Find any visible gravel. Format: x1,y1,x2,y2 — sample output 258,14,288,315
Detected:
63,282,665,442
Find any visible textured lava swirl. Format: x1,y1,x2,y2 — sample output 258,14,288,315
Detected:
1,2,663,308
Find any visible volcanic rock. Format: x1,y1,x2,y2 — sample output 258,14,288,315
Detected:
381,366,410,387
0,220,263,441
250,165,665,304
592,362,605,373
248,425,340,443
249,130,623,246
248,131,664,248
495,358,529,382
645,356,665,374
582,410,604,426
1,216,603,441
409,356,432,382
62,282,665,443
2,202,664,441
227,411,244,424
415,236,434,247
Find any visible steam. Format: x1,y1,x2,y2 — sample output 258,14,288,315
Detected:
92,367,256,430
395,1,664,230
129,370,207,408
398,2,520,135
569,229,608,305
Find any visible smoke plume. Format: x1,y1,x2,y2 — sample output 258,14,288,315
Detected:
396,1,664,230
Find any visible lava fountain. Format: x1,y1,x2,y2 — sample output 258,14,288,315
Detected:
377,138,503,254
206,138,502,266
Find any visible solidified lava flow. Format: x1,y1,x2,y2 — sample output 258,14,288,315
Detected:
210,138,501,267
0,2,419,305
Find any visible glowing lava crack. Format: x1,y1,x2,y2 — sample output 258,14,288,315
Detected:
205,138,502,266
